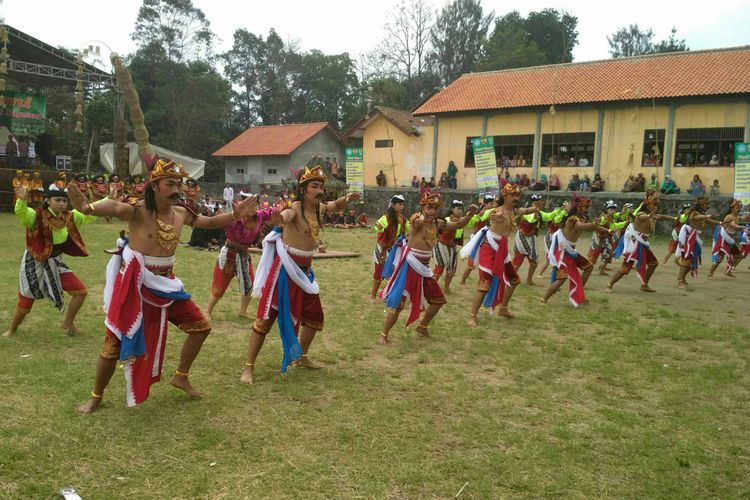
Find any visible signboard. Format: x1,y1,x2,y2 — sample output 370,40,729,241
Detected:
344,147,364,196
471,136,499,194
0,92,47,136
735,143,750,208
55,155,72,171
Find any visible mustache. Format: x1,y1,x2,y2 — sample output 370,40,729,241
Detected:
315,193,324,199
168,193,181,200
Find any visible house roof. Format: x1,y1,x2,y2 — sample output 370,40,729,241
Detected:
343,106,434,140
213,122,341,157
413,47,750,116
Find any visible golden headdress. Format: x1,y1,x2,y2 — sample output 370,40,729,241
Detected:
419,192,444,207
298,165,327,185
501,183,522,197
143,152,188,185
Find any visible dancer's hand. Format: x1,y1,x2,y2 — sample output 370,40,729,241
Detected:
14,185,28,201
232,194,259,220
346,192,362,203
67,182,90,213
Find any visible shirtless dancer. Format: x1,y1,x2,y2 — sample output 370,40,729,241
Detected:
378,193,476,345
708,198,748,279
675,196,719,289
73,154,258,413
464,183,538,325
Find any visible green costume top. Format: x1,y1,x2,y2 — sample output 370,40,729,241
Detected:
15,199,96,244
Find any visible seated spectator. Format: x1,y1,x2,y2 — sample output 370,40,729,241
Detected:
376,170,387,187
428,176,436,189
518,155,526,167
509,173,520,184
438,172,448,189
419,177,428,195
580,174,591,191
647,173,658,191
590,173,605,192
411,175,420,188
549,173,561,191
634,173,646,192
709,154,720,166
567,174,581,191
709,179,720,196
356,213,369,228
688,174,705,197
578,157,589,167
622,175,636,193
660,175,680,194
518,173,530,187
567,157,577,166
529,178,545,191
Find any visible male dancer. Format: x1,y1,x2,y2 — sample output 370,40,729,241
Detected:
378,193,476,344
108,173,125,198
206,191,279,320
606,191,672,293
91,175,108,201
11,169,28,204
433,199,465,293
541,195,605,306
708,198,748,278
459,194,497,286
664,203,691,264
587,200,618,275
675,196,718,288
184,177,202,213
512,194,564,285
243,166,361,384
536,200,570,278
72,154,258,413
73,173,90,200
129,174,146,199
463,183,538,325
3,183,95,337
371,194,408,300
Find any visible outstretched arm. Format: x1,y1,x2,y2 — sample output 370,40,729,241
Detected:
68,182,135,220
321,192,362,215
444,205,479,230
192,195,259,229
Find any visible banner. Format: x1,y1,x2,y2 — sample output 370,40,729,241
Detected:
345,147,364,196
471,136,499,194
0,92,47,136
734,143,750,208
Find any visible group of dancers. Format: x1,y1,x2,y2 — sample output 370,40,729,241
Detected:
3,156,748,413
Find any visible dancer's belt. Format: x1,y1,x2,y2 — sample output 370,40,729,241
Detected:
225,240,249,254
410,247,432,264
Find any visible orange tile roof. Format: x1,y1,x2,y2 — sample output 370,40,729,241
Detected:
343,106,434,140
414,47,750,115
213,122,340,157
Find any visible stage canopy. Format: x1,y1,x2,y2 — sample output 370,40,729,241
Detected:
100,143,205,180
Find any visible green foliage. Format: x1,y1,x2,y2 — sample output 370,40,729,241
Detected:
653,27,689,54
367,77,410,110
431,0,493,85
608,24,689,58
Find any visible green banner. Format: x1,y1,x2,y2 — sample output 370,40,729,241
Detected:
734,143,750,207
345,147,364,196
0,92,47,136
471,136,499,194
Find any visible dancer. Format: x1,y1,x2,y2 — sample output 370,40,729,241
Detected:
512,194,564,285
129,174,146,199
371,194,409,300
206,192,278,320
72,154,258,413
243,166,361,384
541,195,605,306
464,184,537,325
587,200,619,275
3,183,95,338
108,173,125,198
663,203,691,264
708,198,748,278
91,174,108,201
459,194,497,285
536,200,570,278
28,170,45,205
433,199,466,293
675,197,718,288
378,193,476,344
606,191,672,293
11,169,28,204
73,173,90,200
184,178,202,213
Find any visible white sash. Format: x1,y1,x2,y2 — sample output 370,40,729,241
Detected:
252,230,319,298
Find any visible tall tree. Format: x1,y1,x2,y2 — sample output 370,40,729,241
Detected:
131,0,214,63
475,11,546,71
222,28,265,130
653,27,689,54
525,9,578,64
607,24,655,58
256,29,295,125
431,0,493,85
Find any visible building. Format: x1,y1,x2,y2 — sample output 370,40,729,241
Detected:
213,122,344,189
344,106,434,187
411,47,750,191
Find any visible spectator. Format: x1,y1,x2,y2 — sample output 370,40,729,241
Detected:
647,173,658,191
5,134,18,168
549,173,561,191
578,157,589,167
411,175,419,188
529,177,545,191
438,172,448,189
660,175,680,194
17,137,29,167
566,174,581,191
622,175,636,193
709,179,720,196
447,160,458,189
518,155,526,167
633,173,646,192
688,174,705,197
331,158,341,179
223,184,234,209
567,157,577,166
580,174,591,191
590,173,605,192
709,154,720,166
419,177,428,195
376,170,387,187
428,176,436,189
518,173,530,187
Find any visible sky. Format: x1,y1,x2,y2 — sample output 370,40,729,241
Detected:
2,0,749,67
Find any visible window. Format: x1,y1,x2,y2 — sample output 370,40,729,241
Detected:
674,127,744,167
236,168,244,174
642,129,665,166
541,132,596,167
464,134,535,169
375,139,393,148
267,168,277,175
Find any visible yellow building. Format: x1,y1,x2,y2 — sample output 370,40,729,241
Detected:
344,106,434,187
411,47,750,192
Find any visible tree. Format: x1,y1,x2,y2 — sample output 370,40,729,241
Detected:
525,9,578,64
131,0,214,63
367,77,410,109
653,27,688,54
475,11,546,71
222,28,265,130
431,0,493,85
607,24,655,58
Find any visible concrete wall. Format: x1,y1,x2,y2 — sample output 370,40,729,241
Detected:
362,115,434,188
435,115,483,189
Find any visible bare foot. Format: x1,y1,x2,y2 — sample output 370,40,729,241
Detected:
240,367,255,385
539,297,547,305
467,316,477,328
293,356,323,369
76,398,102,414
725,270,736,278
707,274,714,280
526,280,537,286
170,374,203,398
378,333,389,345
677,281,687,289
640,285,656,293
598,270,609,276
496,307,515,318
444,288,451,295
536,273,545,279
2,329,13,338
416,324,430,337
237,311,251,319
61,324,83,335
604,285,613,293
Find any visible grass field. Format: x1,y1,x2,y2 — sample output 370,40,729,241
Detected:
0,213,748,499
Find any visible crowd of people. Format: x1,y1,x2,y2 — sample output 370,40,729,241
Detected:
4,134,37,169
